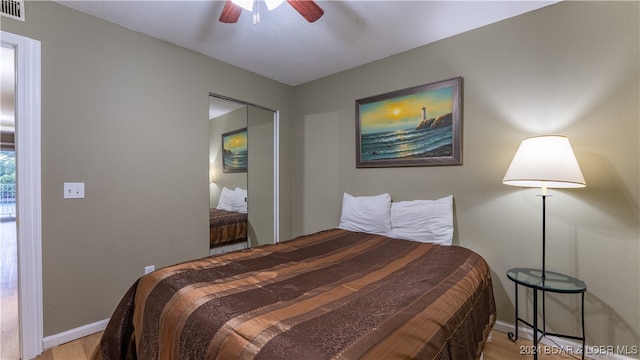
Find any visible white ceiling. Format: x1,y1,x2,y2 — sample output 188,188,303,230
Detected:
54,0,558,87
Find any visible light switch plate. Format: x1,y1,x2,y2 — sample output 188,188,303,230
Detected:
63,182,85,199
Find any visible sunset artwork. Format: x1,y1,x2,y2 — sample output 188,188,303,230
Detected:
356,77,462,167
222,128,248,173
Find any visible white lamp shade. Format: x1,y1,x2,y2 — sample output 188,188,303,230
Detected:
503,135,586,189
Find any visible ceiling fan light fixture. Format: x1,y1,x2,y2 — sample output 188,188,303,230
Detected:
231,0,253,12
220,0,324,23
264,0,285,11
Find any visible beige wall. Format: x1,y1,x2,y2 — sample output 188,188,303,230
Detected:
1,1,292,336
292,1,639,351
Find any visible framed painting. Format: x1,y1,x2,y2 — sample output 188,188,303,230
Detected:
222,127,248,173
355,77,462,168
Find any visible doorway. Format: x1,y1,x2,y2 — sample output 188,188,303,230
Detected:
1,30,43,359
0,42,19,360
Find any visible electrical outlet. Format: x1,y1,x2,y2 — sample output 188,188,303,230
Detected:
63,182,85,199
144,265,155,275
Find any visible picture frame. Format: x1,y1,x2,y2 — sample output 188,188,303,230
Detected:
355,77,462,168
221,127,248,173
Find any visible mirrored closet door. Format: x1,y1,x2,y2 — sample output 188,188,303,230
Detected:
208,95,278,255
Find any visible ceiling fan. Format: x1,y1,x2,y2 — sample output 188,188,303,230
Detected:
219,0,324,23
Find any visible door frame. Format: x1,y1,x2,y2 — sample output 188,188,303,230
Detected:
1,30,43,359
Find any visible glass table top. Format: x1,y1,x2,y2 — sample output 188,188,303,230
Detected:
507,268,586,293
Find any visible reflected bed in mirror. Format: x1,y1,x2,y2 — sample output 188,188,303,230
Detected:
209,94,279,256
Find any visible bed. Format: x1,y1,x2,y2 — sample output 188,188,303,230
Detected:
210,187,248,249
92,228,495,360
209,208,247,248
93,193,495,359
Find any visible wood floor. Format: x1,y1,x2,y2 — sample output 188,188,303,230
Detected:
0,220,19,360
34,331,101,360
484,331,587,360
35,330,587,360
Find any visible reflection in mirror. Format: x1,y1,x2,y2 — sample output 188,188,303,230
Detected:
209,97,249,255
208,95,278,255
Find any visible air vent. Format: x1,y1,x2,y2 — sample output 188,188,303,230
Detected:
1,0,24,21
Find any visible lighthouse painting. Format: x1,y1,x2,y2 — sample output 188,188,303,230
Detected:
355,77,462,168
222,128,248,173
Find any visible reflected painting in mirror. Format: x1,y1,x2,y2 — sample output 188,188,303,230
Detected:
222,127,248,173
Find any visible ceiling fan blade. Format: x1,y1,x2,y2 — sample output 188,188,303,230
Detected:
219,0,242,23
287,0,324,23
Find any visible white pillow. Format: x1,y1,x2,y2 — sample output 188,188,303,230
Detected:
216,187,236,211
338,193,392,236
234,187,248,213
388,195,453,245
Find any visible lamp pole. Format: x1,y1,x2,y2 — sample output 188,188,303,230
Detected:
541,194,547,281
539,182,549,281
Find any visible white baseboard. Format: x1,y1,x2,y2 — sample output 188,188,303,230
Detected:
493,320,638,360
42,318,109,351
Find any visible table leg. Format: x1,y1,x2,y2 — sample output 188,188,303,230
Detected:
581,293,585,360
509,281,519,341
533,288,538,360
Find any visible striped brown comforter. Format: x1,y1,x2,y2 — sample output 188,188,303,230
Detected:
209,208,247,248
93,229,495,360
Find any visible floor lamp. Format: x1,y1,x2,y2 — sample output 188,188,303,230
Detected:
502,135,586,280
